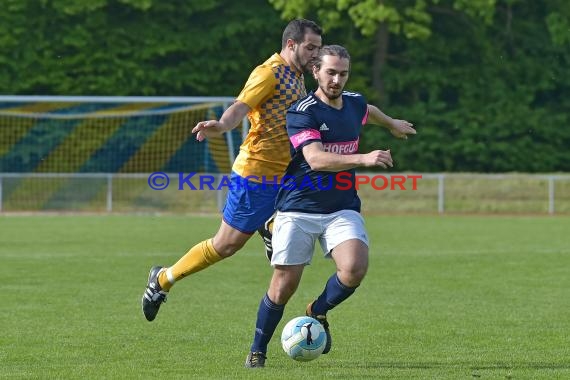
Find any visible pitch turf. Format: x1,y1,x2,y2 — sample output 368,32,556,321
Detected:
2,215,569,379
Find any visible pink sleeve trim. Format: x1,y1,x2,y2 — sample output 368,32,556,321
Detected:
362,107,369,125
290,129,321,149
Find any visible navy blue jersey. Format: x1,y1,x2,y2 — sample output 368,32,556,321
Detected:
276,90,369,214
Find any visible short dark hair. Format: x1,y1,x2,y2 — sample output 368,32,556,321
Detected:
313,45,351,70
281,19,322,48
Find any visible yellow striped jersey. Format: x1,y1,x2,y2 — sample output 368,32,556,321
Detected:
232,53,306,181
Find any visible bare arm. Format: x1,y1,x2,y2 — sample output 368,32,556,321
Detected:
302,142,393,172
367,104,416,139
192,101,251,142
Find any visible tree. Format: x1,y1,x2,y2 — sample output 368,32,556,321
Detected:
269,0,570,172
269,0,496,100
0,0,284,95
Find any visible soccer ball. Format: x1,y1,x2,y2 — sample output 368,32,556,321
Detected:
281,316,327,361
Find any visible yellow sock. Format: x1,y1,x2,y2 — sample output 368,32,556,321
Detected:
158,238,223,291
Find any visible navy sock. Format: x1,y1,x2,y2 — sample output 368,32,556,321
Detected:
250,293,285,353
311,274,358,316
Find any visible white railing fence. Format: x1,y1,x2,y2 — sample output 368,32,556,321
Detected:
0,173,568,215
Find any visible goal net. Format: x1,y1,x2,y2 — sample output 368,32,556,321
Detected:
0,96,243,213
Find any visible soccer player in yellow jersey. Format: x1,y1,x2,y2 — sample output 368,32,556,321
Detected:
141,19,323,321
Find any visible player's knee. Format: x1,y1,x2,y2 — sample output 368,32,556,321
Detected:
268,274,300,304
214,240,246,258
339,265,367,287
268,285,296,305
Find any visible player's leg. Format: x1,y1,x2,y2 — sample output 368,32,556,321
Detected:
142,172,278,322
246,212,318,368
329,238,369,287
159,220,252,289
142,221,252,322
307,210,369,353
245,264,304,368
159,171,278,288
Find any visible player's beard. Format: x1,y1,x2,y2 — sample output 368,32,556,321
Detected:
294,51,312,73
319,83,343,100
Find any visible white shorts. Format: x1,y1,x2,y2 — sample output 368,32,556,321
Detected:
271,209,369,266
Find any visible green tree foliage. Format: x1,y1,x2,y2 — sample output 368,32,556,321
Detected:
382,0,570,172
270,0,569,172
0,0,283,95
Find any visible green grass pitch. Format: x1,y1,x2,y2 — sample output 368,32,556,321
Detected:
1,215,569,379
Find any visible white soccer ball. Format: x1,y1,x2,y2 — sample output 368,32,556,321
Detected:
281,316,327,361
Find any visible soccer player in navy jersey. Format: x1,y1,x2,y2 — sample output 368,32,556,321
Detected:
245,45,416,367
